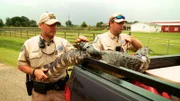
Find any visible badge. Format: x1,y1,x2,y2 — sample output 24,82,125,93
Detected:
49,14,56,19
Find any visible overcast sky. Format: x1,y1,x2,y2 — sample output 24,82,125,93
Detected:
1,0,180,26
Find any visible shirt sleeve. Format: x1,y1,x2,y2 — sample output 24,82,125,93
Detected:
61,39,75,52
17,44,30,66
92,36,103,51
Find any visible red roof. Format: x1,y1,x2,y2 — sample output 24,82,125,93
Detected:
152,21,180,26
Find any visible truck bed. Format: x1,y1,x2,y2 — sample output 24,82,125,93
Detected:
66,55,180,101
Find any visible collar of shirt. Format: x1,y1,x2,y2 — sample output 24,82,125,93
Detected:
40,35,54,45
39,35,56,54
108,31,120,41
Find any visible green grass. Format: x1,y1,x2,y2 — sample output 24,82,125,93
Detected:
0,31,180,66
129,32,180,55
130,32,180,40
0,37,26,51
0,47,20,67
0,37,27,66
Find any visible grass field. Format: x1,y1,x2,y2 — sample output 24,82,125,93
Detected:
128,32,180,55
0,37,26,66
0,30,180,66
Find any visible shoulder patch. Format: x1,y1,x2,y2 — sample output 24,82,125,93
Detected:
58,45,63,51
121,40,125,45
20,45,24,52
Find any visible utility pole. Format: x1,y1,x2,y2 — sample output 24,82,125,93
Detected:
67,15,70,26
68,15,70,21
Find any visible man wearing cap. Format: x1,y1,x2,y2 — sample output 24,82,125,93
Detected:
93,13,142,52
18,12,88,101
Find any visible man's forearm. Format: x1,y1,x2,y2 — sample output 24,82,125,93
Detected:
18,65,34,75
132,38,142,51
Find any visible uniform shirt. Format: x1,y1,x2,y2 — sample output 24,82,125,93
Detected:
92,31,133,52
18,35,74,83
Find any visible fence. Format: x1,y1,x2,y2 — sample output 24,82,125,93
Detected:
0,28,40,38
136,36,180,55
0,28,180,55
0,28,98,43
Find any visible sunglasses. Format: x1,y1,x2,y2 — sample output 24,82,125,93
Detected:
115,15,125,19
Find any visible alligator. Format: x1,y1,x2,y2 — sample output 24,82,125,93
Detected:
42,42,150,81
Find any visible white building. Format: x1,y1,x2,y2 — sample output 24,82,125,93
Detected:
131,22,161,32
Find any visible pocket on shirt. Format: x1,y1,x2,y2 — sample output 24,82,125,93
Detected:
29,50,43,59
29,50,43,67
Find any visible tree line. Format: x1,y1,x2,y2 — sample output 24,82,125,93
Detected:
63,20,105,28
0,16,138,28
0,16,105,28
0,16,37,27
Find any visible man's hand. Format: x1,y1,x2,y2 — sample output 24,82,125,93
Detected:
123,36,134,46
123,35,142,51
34,68,48,81
76,35,89,43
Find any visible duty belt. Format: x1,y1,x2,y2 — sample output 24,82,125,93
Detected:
33,76,68,94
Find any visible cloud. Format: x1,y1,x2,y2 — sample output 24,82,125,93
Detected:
0,0,180,25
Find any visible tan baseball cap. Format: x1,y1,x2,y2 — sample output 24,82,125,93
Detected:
109,13,126,23
39,12,60,25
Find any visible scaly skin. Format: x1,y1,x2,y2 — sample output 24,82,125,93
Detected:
43,49,88,77
101,47,150,73
43,42,150,80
